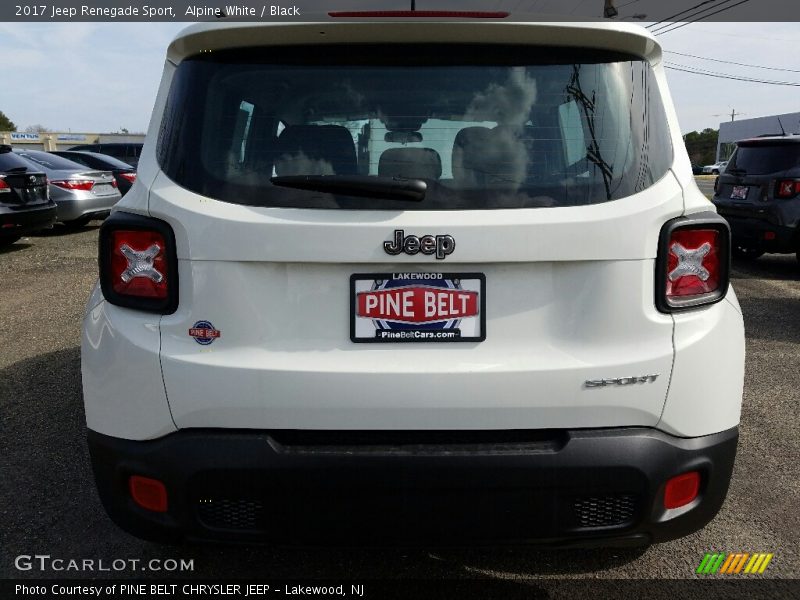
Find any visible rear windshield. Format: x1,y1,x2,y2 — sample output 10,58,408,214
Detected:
60,152,134,170
728,143,800,175
16,151,84,171
158,45,673,210
0,151,35,172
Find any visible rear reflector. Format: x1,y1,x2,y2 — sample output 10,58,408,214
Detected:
129,476,168,512
329,11,509,18
664,471,700,509
50,179,94,191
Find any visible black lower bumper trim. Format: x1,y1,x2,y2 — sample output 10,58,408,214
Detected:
717,211,797,252
87,426,738,546
0,203,57,238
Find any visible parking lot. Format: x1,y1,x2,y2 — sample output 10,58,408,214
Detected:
1,222,798,586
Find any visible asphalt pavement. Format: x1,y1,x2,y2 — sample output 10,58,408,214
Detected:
1,223,798,595
694,175,717,198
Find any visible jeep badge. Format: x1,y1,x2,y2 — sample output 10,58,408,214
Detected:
383,230,455,260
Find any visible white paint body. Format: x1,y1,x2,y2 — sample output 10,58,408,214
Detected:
81,18,744,441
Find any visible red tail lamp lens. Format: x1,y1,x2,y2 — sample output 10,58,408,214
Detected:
50,179,94,191
120,172,137,183
129,475,168,512
664,471,700,509
776,179,800,199
109,230,168,299
666,229,721,298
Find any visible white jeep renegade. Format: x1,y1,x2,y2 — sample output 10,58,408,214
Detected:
81,13,745,545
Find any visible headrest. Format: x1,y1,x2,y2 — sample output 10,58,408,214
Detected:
378,147,442,180
452,126,528,187
274,125,357,176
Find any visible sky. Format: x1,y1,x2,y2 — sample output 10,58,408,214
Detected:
0,19,798,135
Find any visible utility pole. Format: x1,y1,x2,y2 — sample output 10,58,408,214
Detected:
713,109,745,122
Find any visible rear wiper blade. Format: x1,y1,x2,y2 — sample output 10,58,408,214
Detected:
270,175,426,202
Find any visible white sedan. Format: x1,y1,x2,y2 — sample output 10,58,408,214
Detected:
702,160,728,174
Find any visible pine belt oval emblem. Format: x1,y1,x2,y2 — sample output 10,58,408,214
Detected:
189,320,221,345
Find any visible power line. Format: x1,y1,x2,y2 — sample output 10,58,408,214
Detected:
650,0,740,34
664,50,800,74
665,63,800,86
683,26,799,43
665,60,799,83
646,0,722,30
653,0,752,35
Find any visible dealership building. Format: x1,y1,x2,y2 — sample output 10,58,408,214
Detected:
716,111,800,161
0,131,145,151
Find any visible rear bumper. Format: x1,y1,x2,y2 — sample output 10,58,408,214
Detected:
0,203,57,238
55,192,117,222
714,201,798,252
88,426,738,546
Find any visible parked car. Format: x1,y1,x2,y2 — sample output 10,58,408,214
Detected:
691,163,704,175
14,149,122,228
0,145,56,247
68,142,143,168
713,134,800,261
82,17,744,546
50,151,137,196
702,160,728,175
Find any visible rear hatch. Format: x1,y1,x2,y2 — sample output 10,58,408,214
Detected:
152,39,682,431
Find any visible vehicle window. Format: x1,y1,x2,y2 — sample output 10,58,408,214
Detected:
16,151,84,170
58,154,91,167
0,151,35,171
558,100,586,168
158,45,673,210
87,153,133,170
103,147,124,158
729,144,800,175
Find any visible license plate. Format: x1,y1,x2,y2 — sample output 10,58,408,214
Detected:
731,185,748,200
93,183,114,196
350,272,485,343
21,187,46,204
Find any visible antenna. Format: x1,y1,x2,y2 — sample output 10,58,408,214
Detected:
777,117,787,136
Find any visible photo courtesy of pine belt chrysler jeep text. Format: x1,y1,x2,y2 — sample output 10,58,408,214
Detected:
81,13,745,546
